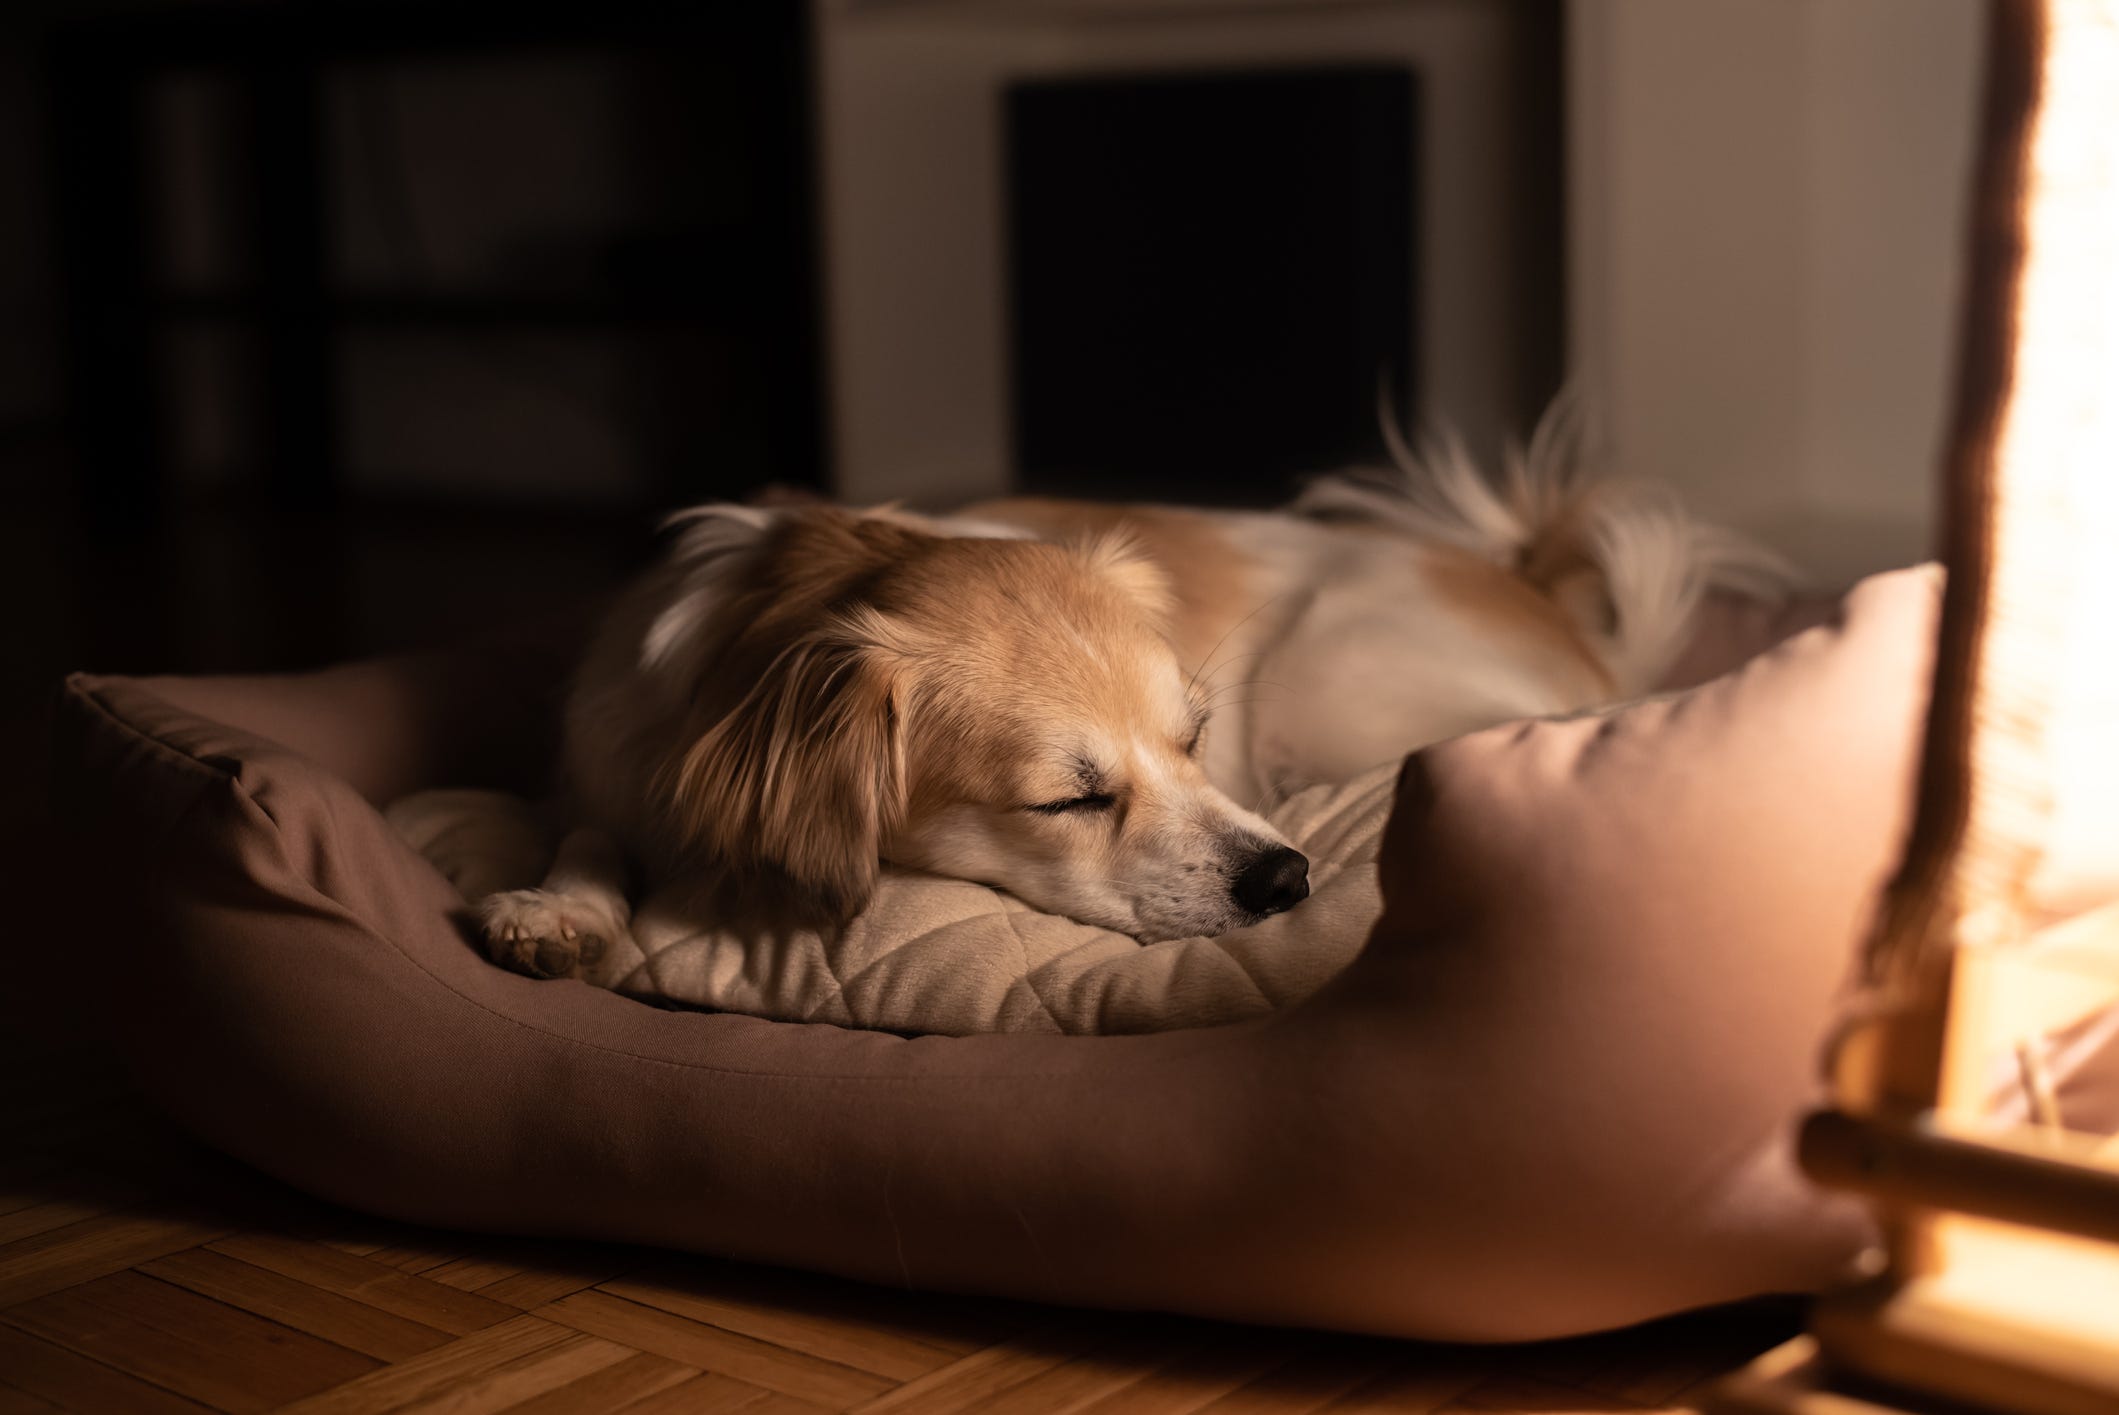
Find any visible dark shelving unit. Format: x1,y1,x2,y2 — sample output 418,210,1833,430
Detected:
47,1,827,522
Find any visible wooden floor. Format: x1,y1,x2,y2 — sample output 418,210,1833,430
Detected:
4,502,1798,1412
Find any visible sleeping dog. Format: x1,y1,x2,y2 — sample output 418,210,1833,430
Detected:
480,401,1787,976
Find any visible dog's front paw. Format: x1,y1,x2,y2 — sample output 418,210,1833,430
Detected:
478,890,622,980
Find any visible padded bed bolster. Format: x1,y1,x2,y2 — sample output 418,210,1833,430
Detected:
50,575,1949,1340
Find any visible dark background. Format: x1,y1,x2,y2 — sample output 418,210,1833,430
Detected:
7,2,829,705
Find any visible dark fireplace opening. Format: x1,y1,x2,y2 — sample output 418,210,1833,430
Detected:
1006,65,1417,505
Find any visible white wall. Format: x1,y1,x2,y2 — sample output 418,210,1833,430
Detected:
1570,0,1983,584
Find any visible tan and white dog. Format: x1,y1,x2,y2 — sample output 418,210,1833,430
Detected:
479,402,1787,976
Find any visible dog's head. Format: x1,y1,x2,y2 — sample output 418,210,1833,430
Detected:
651,506,1308,940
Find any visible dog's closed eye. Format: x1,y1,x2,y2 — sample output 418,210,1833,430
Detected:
1027,792,1116,815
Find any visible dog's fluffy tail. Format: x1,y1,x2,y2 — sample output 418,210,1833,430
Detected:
1292,389,1796,695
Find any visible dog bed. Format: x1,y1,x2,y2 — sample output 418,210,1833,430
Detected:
53,567,1983,1340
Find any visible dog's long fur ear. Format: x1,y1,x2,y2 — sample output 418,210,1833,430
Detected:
661,563,911,927
662,618,907,929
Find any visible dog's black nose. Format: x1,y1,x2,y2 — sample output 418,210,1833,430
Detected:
1232,845,1310,919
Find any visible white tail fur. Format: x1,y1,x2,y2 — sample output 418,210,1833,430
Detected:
1293,389,1796,694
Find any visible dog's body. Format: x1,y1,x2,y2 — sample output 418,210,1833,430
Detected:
965,497,1622,804
479,407,1787,976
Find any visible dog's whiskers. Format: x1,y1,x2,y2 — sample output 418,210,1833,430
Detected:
1189,648,1270,687
1201,696,1290,715
1202,678,1292,708
1251,776,1294,817
1185,593,1293,701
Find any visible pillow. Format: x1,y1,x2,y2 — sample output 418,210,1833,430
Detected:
389,763,1399,1036
1330,567,1943,1334
47,566,1956,1341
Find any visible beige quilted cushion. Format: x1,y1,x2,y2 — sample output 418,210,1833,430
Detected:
391,763,1396,1035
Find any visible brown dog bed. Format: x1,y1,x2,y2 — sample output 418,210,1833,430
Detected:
50,570,1958,1341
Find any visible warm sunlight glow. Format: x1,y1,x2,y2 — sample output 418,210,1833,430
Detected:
1958,1,2119,933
